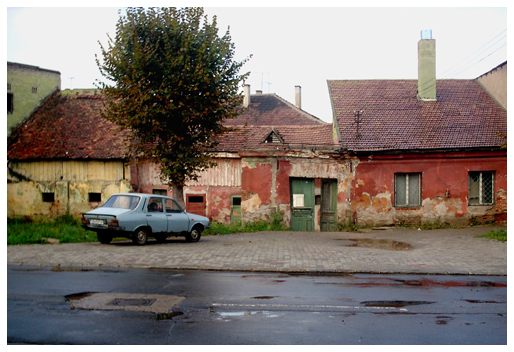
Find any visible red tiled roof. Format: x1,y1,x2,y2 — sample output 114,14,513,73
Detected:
224,93,324,126
328,79,507,152
8,92,132,160
8,91,333,160
214,124,338,152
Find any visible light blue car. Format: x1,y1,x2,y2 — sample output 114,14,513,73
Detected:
81,193,209,245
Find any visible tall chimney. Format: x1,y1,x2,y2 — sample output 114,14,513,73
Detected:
417,30,436,101
243,84,251,107
295,85,302,109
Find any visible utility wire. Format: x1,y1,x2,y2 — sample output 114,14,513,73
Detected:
417,28,507,94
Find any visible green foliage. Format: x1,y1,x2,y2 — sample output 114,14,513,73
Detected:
338,220,360,232
96,7,250,191
482,228,507,242
7,217,97,245
205,211,288,235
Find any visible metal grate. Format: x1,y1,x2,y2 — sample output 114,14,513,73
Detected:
109,298,156,307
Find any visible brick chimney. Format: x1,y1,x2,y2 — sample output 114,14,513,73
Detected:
417,30,437,101
295,85,302,109
243,84,251,107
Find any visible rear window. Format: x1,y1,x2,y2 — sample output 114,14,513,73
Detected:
103,195,141,210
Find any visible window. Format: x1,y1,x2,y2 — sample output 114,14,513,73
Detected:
165,198,182,213
263,130,283,144
188,195,204,203
232,196,241,206
147,197,164,212
104,195,140,210
32,87,38,94
469,171,494,205
152,189,167,196
88,192,102,203
395,173,421,207
42,192,55,203
8,93,13,113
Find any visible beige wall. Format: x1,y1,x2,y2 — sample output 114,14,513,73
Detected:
7,63,61,135
8,160,131,218
477,63,507,109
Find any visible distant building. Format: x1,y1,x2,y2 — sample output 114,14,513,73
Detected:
476,61,507,109
7,62,61,135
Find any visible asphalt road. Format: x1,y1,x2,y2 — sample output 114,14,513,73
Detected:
7,267,507,345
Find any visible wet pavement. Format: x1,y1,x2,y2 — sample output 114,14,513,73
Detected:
8,268,507,344
7,225,506,275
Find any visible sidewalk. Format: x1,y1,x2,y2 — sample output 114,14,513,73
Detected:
7,226,507,275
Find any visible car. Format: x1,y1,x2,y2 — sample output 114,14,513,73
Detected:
81,193,209,245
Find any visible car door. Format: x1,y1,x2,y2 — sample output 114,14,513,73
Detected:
165,198,190,233
145,197,168,233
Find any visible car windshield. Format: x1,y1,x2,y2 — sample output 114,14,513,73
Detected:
103,195,141,210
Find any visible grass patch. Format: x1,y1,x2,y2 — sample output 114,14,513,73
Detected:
7,216,97,245
482,228,507,242
205,211,288,235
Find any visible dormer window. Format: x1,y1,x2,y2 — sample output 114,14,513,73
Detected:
263,129,284,144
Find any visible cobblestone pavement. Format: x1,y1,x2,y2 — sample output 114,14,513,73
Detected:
7,226,506,275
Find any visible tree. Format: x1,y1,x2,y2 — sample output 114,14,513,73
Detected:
96,7,250,205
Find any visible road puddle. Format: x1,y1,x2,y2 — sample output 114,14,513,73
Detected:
361,300,434,308
337,238,412,251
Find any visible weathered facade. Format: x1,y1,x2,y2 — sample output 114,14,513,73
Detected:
328,37,507,227
7,45,507,229
7,91,132,218
7,62,61,135
130,89,350,231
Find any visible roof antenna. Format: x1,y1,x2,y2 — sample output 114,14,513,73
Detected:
354,110,364,138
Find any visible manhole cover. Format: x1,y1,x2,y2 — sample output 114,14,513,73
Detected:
66,292,184,314
109,298,156,307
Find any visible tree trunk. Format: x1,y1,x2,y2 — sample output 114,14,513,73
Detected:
171,184,185,209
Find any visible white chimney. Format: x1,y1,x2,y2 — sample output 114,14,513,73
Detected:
243,84,251,107
295,85,301,109
417,30,437,101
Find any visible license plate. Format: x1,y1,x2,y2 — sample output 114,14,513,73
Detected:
90,219,105,226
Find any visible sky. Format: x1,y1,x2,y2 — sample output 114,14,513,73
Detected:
5,4,508,123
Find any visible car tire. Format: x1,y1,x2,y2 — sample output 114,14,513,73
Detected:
186,226,202,242
133,228,149,246
97,231,113,244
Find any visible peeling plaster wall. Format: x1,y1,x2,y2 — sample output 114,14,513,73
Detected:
241,155,352,228
8,160,131,218
351,152,507,226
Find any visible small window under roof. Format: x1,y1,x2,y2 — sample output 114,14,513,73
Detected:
263,129,284,144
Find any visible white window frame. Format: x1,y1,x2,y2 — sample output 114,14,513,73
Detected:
394,173,421,207
469,171,494,206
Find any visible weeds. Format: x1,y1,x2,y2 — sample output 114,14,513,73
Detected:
482,229,507,242
204,210,288,235
7,216,97,245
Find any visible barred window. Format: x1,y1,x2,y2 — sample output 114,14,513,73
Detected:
469,171,494,205
395,173,421,207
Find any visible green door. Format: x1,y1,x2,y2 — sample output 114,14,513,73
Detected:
320,179,338,231
290,178,314,231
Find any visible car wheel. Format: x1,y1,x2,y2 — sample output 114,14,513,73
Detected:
186,226,202,242
132,228,148,246
97,231,112,244
155,234,167,243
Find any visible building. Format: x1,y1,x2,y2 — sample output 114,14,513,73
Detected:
133,87,350,231
7,91,132,218
7,62,61,135
8,35,507,229
328,35,507,227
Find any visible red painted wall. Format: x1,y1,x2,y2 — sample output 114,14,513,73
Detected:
352,151,507,225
